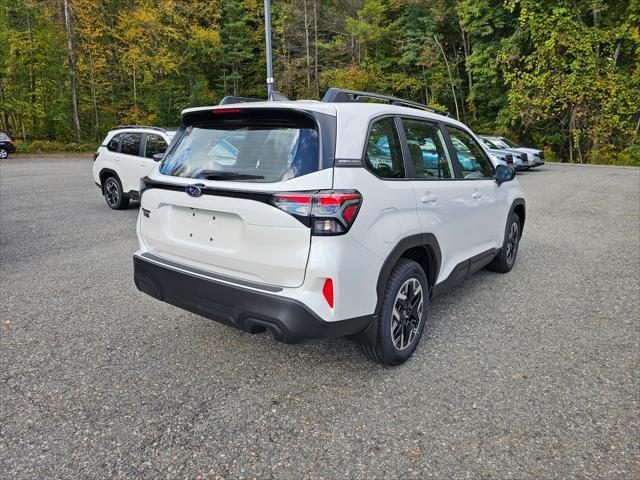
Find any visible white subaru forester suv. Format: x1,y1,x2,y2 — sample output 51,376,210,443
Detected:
133,89,525,365
93,126,176,209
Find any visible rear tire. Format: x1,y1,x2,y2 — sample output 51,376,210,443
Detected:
0,148,8,159
362,259,428,366
103,176,129,210
486,212,521,273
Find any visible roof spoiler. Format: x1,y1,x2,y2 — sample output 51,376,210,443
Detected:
219,91,290,105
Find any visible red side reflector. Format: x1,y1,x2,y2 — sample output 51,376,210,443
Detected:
212,108,242,114
322,278,334,308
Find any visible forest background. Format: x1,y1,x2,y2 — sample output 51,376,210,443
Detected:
1,0,638,164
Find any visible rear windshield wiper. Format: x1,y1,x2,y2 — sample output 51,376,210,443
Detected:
197,170,265,181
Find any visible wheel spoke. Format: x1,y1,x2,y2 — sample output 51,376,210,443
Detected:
390,277,425,351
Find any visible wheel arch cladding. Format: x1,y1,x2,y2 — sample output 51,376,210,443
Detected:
510,198,526,238
99,169,119,189
375,234,442,310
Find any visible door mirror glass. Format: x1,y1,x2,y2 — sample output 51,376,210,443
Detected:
495,164,516,185
152,153,165,162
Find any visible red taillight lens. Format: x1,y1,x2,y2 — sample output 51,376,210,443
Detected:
270,190,362,236
322,278,334,308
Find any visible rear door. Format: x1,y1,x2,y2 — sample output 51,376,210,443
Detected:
139,108,333,288
117,132,144,193
400,117,474,283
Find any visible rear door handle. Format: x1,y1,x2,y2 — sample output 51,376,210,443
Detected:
471,191,482,199
421,193,438,204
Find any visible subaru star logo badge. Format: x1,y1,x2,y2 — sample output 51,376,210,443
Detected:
186,185,202,197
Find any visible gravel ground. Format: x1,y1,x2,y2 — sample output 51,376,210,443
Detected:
1,157,638,479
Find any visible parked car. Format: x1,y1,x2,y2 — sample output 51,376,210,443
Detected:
479,137,527,171
92,126,176,209
133,89,525,365
0,132,16,159
481,136,544,168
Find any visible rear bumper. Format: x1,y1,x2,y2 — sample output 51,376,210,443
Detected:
1,143,16,153
133,253,372,343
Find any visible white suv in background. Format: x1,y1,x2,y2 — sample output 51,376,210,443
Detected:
480,135,544,168
93,126,176,209
133,89,526,365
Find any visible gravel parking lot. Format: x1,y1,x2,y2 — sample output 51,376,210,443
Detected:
1,156,638,479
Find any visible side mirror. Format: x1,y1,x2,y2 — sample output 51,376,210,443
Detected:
152,153,165,162
495,164,516,185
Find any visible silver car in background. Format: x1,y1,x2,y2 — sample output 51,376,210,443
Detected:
480,137,527,170
481,136,544,168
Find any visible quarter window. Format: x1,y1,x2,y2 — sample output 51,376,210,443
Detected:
365,118,405,179
402,119,454,179
144,134,167,158
120,133,142,156
446,127,495,179
107,134,121,152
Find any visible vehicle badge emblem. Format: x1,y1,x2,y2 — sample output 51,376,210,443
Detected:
186,185,202,197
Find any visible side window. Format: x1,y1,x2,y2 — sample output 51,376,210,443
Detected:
120,133,142,156
402,119,454,179
107,134,121,152
144,134,167,158
365,118,405,179
446,126,495,179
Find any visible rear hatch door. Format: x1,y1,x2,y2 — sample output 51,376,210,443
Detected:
139,106,335,288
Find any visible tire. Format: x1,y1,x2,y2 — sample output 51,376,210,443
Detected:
362,259,429,366
103,176,129,210
0,148,8,159
486,212,521,273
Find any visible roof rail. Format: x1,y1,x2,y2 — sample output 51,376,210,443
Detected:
114,125,168,132
321,88,449,117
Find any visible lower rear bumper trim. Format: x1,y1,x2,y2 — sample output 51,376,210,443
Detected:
133,254,372,344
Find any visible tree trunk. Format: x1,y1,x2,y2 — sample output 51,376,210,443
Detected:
63,0,81,139
89,51,99,128
133,65,137,106
459,24,473,120
313,0,319,97
26,8,36,136
613,41,621,68
433,35,460,121
303,0,311,93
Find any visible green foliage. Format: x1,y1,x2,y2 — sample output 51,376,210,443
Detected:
0,0,637,163
17,139,97,153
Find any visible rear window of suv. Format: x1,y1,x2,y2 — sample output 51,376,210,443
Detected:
160,110,319,183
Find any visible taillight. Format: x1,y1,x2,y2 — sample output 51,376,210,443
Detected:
270,190,362,236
